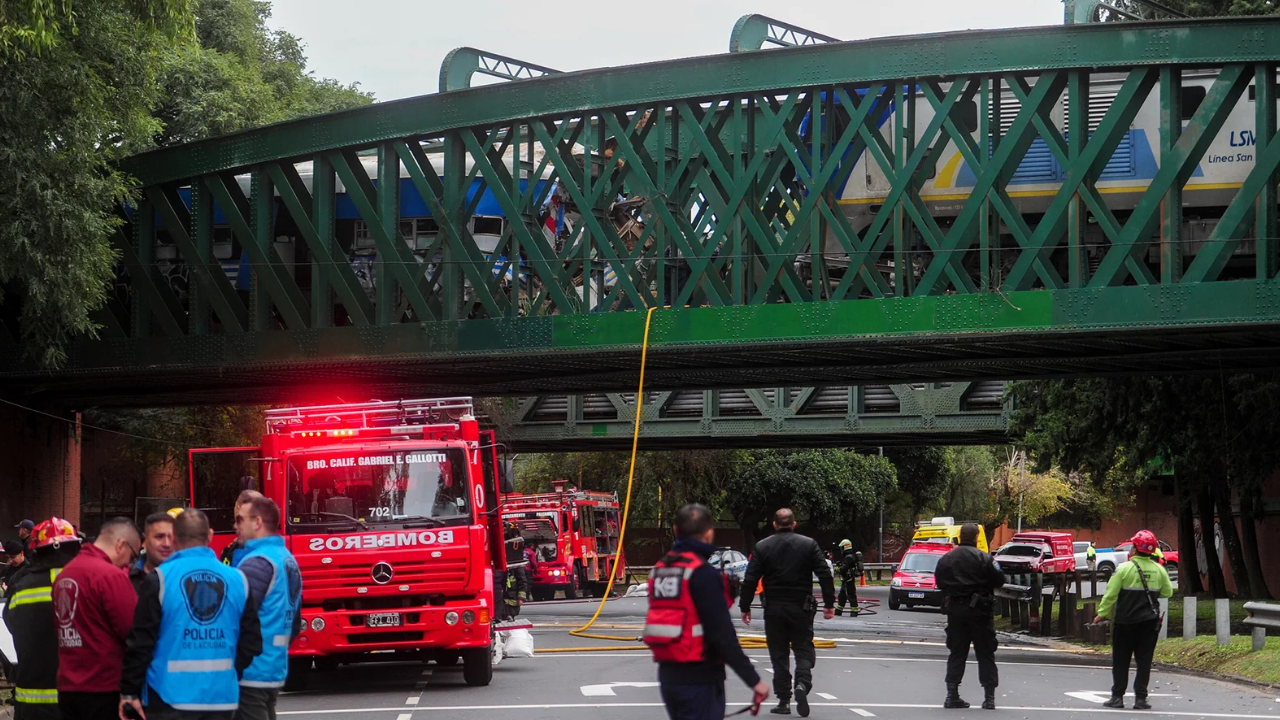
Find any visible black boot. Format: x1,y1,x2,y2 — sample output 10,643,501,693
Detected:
770,699,791,715
1133,697,1151,710
1102,696,1125,709
795,682,810,718
834,608,843,616
944,683,970,709
982,687,996,710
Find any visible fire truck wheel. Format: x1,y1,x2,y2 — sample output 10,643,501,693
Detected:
283,657,312,692
462,646,494,686
532,587,554,602
565,570,581,600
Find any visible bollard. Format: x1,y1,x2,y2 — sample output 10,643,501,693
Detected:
1042,593,1054,636
1184,596,1197,640
1215,598,1230,645
1029,573,1042,632
1001,597,1010,619
1020,600,1031,630
1081,601,1097,639
1253,626,1266,652
1063,591,1077,638
1158,597,1168,640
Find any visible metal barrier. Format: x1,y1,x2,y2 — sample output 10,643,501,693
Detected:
862,562,897,581
1243,601,1280,651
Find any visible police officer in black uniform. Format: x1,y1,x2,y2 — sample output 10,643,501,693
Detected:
740,509,835,717
934,523,1004,710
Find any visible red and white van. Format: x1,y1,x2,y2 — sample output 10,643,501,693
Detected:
888,542,951,611
993,532,1076,574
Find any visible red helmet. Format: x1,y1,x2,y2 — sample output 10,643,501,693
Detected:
30,517,78,550
1130,529,1158,555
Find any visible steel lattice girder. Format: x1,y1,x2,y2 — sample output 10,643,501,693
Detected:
488,382,1010,451
6,19,1280,404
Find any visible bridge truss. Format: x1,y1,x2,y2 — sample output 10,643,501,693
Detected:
4,17,1280,406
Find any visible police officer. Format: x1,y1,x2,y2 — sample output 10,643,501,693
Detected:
934,523,1004,710
1093,530,1172,710
219,491,262,567
834,541,861,617
231,497,302,720
3,517,83,719
1087,541,1097,573
645,504,769,720
120,508,263,720
739,509,835,717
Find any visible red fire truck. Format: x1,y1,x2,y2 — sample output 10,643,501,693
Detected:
188,398,511,689
500,481,625,600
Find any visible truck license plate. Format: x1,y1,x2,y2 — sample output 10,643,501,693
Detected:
366,612,402,628
908,592,926,599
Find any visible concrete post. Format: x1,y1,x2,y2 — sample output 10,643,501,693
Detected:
1215,598,1230,645
1183,596,1197,640
1158,597,1168,640
1252,626,1266,652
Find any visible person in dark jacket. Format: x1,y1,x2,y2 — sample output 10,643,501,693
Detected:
219,491,262,567
3,517,82,720
130,512,175,596
120,509,263,720
834,541,861,616
55,517,141,720
1,539,27,597
1093,530,1173,710
646,504,769,720
501,523,528,619
934,523,1005,710
739,509,835,717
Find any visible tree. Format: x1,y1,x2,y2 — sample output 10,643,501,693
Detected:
1012,375,1280,599
0,0,192,366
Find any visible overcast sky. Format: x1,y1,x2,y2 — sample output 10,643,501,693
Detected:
266,0,1064,102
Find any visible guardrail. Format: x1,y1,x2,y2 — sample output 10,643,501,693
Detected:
1243,601,1280,651
862,562,897,582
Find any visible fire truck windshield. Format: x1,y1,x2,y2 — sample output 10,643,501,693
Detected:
286,448,471,529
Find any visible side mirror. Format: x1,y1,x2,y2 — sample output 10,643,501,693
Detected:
499,457,515,495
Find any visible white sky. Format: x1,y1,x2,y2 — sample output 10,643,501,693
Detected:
267,0,1065,102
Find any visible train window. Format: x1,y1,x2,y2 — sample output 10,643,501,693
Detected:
1181,86,1206,120
473,217,504,235
955,101,979,134
354,220,375,249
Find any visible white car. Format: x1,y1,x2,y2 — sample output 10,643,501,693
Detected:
1072,541,1128,579
709,548,749,582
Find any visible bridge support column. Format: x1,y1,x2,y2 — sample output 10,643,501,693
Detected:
0,403,81,528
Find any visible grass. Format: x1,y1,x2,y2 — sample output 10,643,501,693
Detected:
1154,636,1280,685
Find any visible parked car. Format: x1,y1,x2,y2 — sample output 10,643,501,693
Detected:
993,532,1076,574
888,543,950,611
1114,540,1179,578
708,547,749,582
1071,542,1128,580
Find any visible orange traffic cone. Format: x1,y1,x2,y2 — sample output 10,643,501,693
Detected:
859,571,867,587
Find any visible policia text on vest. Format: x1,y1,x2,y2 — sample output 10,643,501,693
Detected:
121,510,264,720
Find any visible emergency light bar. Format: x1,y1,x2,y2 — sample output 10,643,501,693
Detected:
265,398,474,434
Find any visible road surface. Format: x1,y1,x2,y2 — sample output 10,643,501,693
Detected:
277,585,1275,720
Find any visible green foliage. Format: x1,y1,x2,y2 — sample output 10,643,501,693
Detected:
85,405,265,475
1159,0,1280,15
1,0,192,58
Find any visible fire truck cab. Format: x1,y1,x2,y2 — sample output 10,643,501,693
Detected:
501,481,625,600
188,398,511,690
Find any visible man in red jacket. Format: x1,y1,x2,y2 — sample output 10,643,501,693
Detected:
53,517,141,720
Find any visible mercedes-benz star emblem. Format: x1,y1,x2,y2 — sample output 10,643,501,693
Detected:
371,562,394,585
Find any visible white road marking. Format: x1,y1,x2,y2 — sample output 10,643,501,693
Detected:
850,709,875,717
405,697,419,706
580,682,660,697
396,715,411,720
277,702,1280,718
1067,691,1178,704
816,693,838,701
763,668,774,674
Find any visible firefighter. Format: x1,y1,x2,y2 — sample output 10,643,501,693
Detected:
1093,530,1173,710
834,541,861,617
739,509,835,717
502,522,528,620
645,504,769,720
3,517,83,719
934,523,1005,710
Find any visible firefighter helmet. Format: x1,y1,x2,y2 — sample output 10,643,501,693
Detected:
838,539,853,551
30,517,79,550
166,507,185,519
1130,529,1158,555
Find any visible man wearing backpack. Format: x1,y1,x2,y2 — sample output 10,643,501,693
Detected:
1093,530,1173,710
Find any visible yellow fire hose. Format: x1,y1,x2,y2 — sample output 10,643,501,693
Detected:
561,305,835,652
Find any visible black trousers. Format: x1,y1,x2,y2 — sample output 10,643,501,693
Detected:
836,582,858,610
944,611,999,688
660,682,726,720
59,691,119,720
1111,618,1160,699
764,602,816,701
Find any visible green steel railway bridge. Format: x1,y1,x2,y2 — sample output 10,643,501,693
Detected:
5,0,1280,448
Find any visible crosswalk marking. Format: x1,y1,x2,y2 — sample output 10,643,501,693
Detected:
850,709,876,717
817,693,838,700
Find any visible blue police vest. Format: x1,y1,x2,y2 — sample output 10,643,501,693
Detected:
148,546,248,712
234,535,301,688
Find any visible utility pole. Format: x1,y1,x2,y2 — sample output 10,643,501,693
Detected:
878,446,884,562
